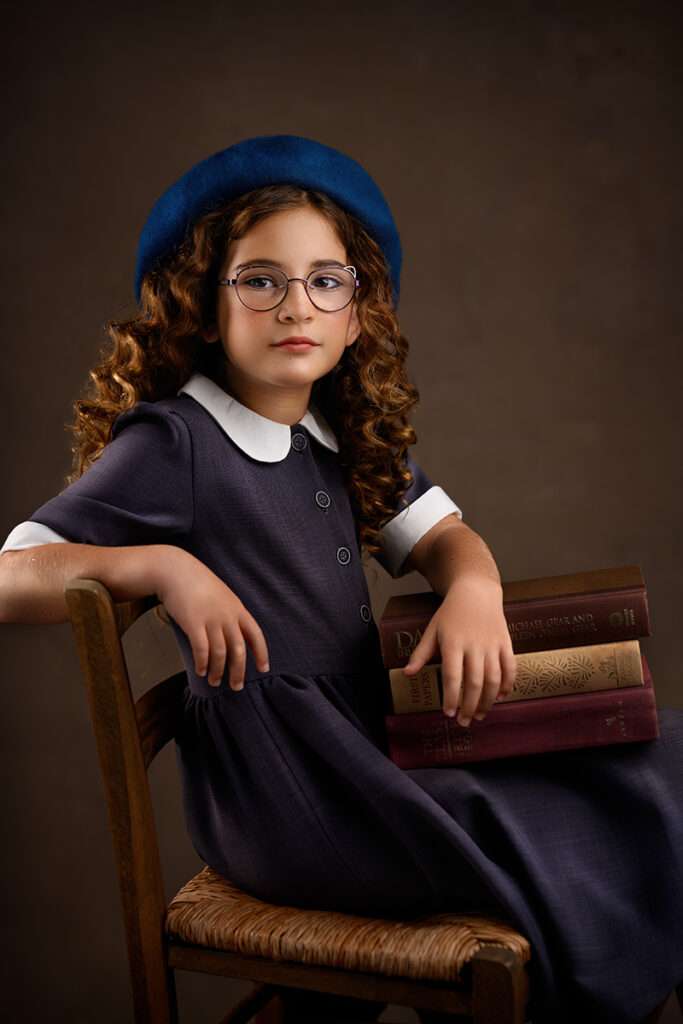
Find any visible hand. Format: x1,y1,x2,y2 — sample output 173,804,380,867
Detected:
154,548,270,690
402,576,516,726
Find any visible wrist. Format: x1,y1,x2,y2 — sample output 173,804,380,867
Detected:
447,572,502,593
149,544,194,600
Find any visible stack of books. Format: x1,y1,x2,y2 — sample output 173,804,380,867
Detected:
379,565,660,768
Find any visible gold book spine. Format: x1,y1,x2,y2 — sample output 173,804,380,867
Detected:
388,639,643,714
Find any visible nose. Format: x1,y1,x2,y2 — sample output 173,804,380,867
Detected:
277,278,315,320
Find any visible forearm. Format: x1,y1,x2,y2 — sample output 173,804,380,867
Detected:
421,523,502,598
0,542,182,625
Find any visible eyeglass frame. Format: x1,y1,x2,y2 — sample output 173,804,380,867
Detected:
216,263,360,312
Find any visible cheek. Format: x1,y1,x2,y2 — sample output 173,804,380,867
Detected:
221,305,259,340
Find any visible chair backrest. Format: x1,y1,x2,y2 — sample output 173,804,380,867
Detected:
64,577,186,1024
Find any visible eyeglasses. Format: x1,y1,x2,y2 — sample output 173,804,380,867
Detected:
217,264,360,312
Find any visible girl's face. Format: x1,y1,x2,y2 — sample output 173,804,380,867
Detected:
203,205,361,423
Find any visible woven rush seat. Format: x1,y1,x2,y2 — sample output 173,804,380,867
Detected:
166,865,532,984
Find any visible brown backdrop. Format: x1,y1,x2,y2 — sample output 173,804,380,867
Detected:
2,2,681,1021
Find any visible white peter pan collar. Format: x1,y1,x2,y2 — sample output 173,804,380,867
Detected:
177,371,339,463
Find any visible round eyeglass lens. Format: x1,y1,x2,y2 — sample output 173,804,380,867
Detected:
235,266,356,311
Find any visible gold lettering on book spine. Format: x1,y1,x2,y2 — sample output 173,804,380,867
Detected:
394,628,425,660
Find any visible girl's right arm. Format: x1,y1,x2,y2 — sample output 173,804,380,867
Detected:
0,543,170,624
0,544,270,689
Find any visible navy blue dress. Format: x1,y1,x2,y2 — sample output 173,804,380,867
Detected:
10,379,683,1023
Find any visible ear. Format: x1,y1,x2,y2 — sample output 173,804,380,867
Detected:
345,303,361,348
202,325,220,343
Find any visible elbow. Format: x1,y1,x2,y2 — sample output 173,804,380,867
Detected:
0,551,19,622
0,569,12,622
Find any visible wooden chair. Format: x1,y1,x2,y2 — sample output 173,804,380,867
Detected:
63,575,538,1024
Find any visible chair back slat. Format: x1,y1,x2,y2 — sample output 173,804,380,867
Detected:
64,578,180,1024
113,593,159,636
136,671,187,769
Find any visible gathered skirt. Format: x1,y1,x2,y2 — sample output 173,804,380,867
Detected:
174,668,683,1024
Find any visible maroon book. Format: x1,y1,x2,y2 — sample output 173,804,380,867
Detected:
379,564,650,669
383,653,659,768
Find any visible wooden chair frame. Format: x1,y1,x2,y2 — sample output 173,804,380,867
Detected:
64,575,542,1024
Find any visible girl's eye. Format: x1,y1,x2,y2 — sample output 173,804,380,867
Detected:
310,273,342,289
243,275,277,289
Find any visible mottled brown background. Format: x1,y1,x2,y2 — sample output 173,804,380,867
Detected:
1,1,681,1021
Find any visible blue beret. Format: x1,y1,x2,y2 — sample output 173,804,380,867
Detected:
134,133,402,307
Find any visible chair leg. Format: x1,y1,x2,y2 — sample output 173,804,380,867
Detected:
470,947,528,1024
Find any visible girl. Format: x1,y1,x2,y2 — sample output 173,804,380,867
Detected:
1,134,682,1024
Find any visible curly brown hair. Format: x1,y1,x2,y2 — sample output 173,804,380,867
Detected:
65,184,423,565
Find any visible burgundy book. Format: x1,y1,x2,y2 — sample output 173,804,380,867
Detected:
383,653,659,768
379,564,650,669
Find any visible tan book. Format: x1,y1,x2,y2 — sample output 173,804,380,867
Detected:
388,638,644,714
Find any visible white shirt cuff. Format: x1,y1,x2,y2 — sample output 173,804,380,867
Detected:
377,486,463,578
0,521,69,552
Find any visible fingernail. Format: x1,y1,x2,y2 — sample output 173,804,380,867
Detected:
474,712,485,720
444,708,456,717
261,662,270,672
458,716,471,727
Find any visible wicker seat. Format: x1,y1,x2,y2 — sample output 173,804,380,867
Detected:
65,576,535,1024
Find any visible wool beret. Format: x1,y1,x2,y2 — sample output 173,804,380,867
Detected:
134,133,402,307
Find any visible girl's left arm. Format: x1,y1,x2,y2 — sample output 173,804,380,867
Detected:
401,516,517,727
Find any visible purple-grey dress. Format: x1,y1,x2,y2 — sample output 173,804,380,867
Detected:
6,379,683,1024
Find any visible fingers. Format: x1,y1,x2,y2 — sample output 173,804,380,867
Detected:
206,622,227,687
240,614,271,676
442,649,512,726
456,649,486,726
193,615,270,691
440,646,465,721
472,651,503,720
193,626,210,679
500,645,517,697
225,624,247,690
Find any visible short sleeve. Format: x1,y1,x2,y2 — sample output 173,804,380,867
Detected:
2,402,194,550
1,521,70,552
373,451,463,578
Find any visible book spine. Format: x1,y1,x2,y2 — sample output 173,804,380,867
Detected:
505,587,650,652
380,587,650,669
389,639,643,714
384,657,659,767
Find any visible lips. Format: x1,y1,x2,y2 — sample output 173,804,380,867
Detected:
275,336,319,346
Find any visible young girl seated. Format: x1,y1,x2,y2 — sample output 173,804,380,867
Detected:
1,134,681,1024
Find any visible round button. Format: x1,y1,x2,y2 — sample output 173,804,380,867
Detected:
291,432,308,452
360,603,372,622
336,546,351,565
315,490,331,509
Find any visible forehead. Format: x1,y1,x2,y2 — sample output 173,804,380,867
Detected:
226,206,346,262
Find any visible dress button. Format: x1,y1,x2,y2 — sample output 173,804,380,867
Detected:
360,603,371,622
315,490,331,509
336,546,351,565
291,432,308,452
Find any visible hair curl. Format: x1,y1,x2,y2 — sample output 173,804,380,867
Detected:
65,184,423,566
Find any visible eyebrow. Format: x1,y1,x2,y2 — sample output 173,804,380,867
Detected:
233,258,346,273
